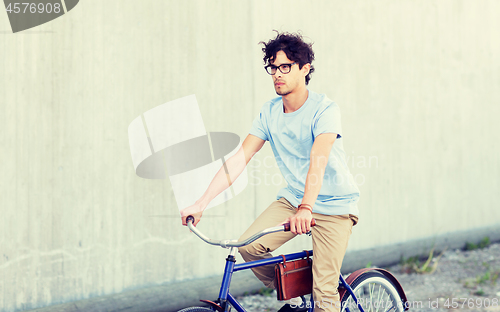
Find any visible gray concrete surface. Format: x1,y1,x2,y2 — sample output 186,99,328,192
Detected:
1,1,500,311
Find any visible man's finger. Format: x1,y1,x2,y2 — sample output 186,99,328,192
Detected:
302,219,309,234
305,219,311,233
297,220,302,235
295,220,302,235
290,218,297,234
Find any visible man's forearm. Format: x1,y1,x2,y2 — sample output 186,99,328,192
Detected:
302,158,327,206
197,147,247,207
302,134,335,208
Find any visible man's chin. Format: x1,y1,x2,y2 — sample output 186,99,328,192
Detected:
275,88,291,96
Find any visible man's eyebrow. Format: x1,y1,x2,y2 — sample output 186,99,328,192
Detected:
270,62,290,67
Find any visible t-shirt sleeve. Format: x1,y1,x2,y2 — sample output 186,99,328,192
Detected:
312,104,342,139
249,112,269,141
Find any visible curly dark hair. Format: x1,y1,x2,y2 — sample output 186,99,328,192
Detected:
260,31,315,85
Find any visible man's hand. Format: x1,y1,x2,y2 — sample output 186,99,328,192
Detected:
180,202,205,226
283,208,313,235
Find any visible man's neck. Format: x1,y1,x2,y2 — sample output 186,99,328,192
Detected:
282,87,309,113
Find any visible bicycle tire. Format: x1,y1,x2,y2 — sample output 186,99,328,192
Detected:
177,307,214,312
340,271,405,312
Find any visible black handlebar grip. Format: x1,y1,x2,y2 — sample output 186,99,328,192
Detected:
186,216,195,224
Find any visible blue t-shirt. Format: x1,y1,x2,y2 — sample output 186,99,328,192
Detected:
249,90,360,216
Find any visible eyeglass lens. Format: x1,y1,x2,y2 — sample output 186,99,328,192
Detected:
267,64,292,75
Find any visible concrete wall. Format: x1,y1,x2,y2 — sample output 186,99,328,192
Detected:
1,1,499,311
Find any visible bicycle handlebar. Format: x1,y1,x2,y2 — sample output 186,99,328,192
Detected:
186,216,316,248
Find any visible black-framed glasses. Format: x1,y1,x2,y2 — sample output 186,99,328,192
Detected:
264,62,297,75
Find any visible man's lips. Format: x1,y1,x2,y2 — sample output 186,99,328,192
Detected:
275,81,285,86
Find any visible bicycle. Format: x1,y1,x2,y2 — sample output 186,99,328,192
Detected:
179,216,409,312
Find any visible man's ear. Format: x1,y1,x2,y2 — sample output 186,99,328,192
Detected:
301,63,311,76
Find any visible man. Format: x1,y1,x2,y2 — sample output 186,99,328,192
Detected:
181,31,360,312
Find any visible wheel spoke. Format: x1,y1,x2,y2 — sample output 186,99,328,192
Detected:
376,284,383,312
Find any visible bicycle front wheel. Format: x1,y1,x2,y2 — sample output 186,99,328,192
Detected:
177,307,214,312
340,271,405,312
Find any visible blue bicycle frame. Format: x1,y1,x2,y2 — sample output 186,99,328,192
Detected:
184,217,367,312
214,248,365,312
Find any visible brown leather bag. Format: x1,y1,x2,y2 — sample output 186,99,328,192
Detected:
274,251,313,301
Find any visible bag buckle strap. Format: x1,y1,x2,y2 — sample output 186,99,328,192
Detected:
281,255,287,268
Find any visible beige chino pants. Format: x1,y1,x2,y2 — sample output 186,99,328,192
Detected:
238,198,358,312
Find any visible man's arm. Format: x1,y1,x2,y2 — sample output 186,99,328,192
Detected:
180,134,265,226
288,133,337,234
